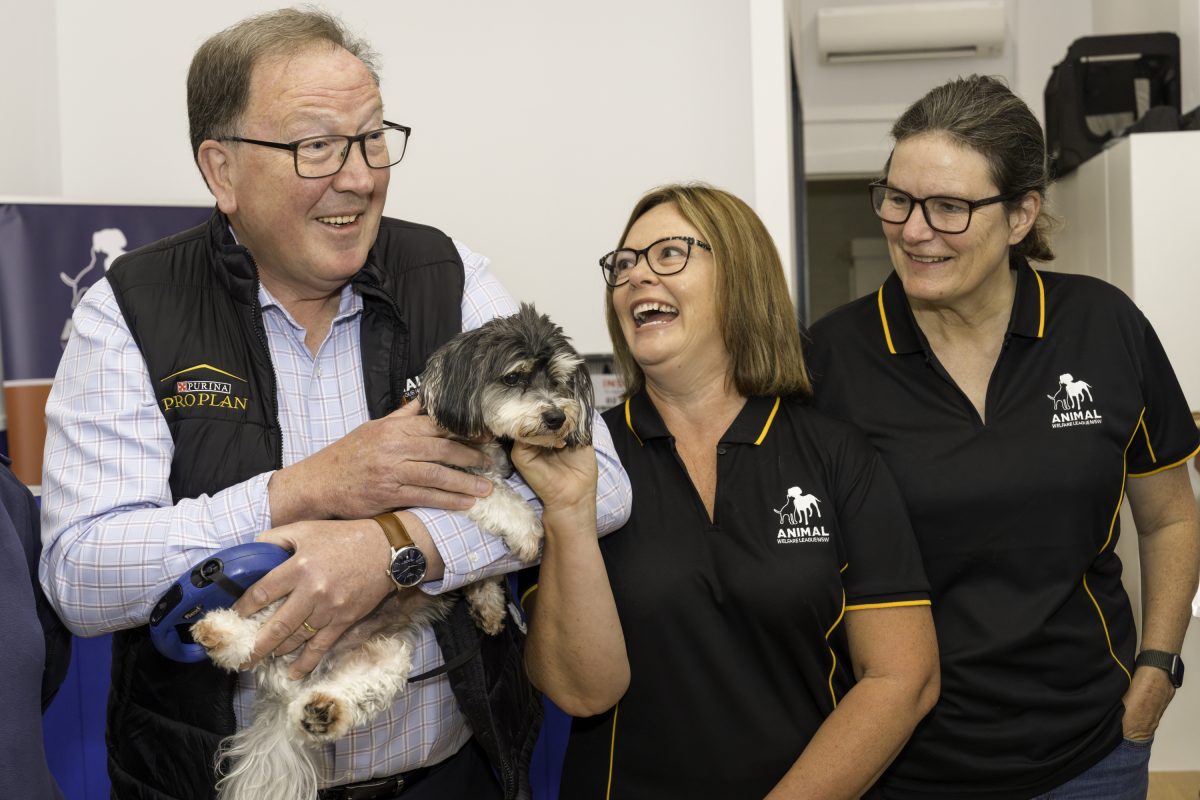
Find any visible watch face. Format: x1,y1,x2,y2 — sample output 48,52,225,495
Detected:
390,547,427,588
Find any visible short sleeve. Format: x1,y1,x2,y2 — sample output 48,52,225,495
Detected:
826,425,931,609
1127,316,1200,476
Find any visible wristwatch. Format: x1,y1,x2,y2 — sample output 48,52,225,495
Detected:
1135,650,1184,688
375,512,427,589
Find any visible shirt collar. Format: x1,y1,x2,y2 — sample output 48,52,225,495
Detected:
257,282,362,327
623,391,782,446
875,252,1046,355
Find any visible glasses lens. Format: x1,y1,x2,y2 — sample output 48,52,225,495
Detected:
363,126,409,169
871,185,912,223
602,249,638,285
296,135,350,178
648,239,691,275
925,197,971,233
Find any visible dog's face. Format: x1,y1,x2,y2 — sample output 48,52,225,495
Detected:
420,303,594,448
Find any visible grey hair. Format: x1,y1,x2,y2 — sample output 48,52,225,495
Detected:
887,75,1056,262
186,7,380,175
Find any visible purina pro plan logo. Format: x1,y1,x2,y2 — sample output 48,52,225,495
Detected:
159,364,249,414
774,486,828,544
1047,372,1103,429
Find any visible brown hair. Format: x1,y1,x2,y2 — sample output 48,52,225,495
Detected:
187,8,380,170
605,183,811,400
888,75,1056,261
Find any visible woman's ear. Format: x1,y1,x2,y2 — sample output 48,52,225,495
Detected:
1007,191,1042,246
197,141,237,214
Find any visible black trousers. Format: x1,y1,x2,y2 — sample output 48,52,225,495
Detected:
318,737,504,800
400,738,502,800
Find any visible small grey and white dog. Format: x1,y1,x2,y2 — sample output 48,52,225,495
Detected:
191,303,593,800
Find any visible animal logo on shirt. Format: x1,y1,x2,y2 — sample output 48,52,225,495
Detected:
775,486,828,544
1047,372,1103,429
774,486,822,525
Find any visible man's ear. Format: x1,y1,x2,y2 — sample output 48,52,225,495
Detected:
197,140,237,214
1007,191,1041,246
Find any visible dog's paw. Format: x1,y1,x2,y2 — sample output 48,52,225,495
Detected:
191,608,257,671
464,580,507,636
468,485,544,563
291,690,352,743
506,514,543,563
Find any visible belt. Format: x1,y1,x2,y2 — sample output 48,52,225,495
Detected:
316,765,432,800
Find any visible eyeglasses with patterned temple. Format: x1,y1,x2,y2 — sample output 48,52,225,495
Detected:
599,236,712,287
868,181,1024,235
220,122,411,179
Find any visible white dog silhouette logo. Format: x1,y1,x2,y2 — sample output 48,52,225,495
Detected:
1047,372,1104,429
774,486,822,526
1046,373,1093,411
61,227,128,347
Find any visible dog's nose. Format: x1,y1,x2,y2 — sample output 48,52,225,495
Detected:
542,409,567,431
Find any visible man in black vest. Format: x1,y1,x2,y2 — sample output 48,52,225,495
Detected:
39,8,630,800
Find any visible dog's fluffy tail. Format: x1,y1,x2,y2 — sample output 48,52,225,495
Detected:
215,687,320,800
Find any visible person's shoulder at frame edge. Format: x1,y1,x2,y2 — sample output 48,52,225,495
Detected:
0,455,72,710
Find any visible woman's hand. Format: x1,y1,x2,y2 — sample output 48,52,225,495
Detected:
510,441,597,519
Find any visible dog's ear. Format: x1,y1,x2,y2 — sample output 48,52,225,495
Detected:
420,333,488,438
566,359,595,448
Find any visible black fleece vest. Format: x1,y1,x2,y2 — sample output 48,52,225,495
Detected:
104,209,540,800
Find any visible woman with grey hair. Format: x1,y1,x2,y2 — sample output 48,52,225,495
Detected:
808,75,1200,799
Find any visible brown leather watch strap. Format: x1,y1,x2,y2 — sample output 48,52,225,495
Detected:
373,512,414,550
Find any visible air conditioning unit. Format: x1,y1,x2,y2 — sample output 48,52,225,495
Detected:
816,1,1006,64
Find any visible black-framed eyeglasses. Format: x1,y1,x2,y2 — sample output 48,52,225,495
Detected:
221,121,411,179
868,181,1023,234
599,236,712,287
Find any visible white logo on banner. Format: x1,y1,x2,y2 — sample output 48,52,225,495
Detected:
60,228,127,347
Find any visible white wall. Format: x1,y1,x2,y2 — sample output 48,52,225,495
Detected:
3,0,779,356
0,1,62,195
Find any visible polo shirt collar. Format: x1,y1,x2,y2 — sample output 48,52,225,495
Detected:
1006,254,1047,340
623,391,782,446
874,252,1047,355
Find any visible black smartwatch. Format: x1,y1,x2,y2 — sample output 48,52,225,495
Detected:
375,512,427,589
1135,650,1184,688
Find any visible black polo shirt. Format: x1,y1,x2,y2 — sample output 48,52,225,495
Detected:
806,256,1200,799
549,392,929,800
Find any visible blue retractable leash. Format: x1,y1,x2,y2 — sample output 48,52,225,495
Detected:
149,542,290,662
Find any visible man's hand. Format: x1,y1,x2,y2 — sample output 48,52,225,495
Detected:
268,401,494,525
232,518,395,679
1121,665,1175,740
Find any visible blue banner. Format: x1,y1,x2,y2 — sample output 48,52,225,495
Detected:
0,201,209,485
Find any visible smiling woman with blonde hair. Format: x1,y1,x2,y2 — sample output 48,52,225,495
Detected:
524,182,939,799
604,184,810,400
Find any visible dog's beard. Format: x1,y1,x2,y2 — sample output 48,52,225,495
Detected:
480,383,583,447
